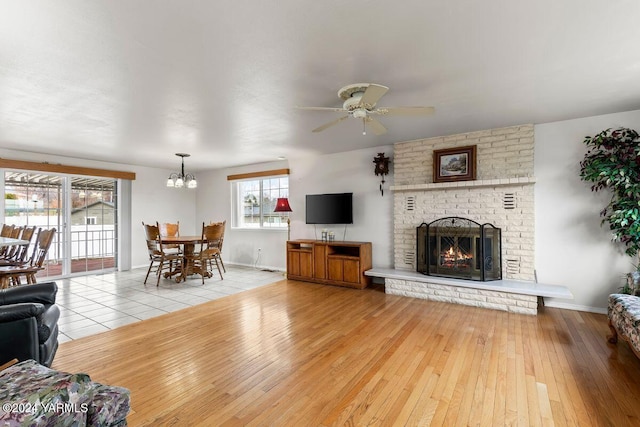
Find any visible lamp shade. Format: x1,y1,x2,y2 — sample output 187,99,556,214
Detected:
274,197,292,212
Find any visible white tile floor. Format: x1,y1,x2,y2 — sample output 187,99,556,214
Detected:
54,265,285,342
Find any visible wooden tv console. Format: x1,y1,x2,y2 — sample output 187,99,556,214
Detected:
286,240,372,289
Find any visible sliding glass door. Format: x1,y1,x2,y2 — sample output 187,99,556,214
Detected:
68,177,117,273
2,171,117,278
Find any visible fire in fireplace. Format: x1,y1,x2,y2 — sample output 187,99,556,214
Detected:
416,217,502,281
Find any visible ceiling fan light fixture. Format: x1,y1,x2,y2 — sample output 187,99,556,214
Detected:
352,108,367,119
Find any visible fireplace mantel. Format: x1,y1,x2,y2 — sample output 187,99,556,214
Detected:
390,176,535,192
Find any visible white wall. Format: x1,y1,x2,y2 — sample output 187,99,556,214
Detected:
290,146,394,269
131,165,197,268
195,146,395,271
0,148,196,270
535,109,640,313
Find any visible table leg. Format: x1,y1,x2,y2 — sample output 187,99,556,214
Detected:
178,243,196,282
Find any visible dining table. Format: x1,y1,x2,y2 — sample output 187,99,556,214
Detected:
160,235,210,283
0,236,30,248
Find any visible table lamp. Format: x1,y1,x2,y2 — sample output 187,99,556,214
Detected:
274,197,292,240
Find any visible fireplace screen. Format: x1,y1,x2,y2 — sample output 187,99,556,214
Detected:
417,217,501,281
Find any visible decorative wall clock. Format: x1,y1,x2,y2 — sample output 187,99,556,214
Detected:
373,152,390,196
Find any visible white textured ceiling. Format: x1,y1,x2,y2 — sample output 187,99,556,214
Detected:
1,1,640,171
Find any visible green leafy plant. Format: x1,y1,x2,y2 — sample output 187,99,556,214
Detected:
579,127,640,257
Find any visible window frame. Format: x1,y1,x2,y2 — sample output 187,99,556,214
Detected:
230,172,290,230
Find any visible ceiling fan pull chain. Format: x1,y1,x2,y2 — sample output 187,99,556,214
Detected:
362,118,366,135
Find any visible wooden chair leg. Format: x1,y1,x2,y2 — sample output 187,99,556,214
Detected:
214,258,223,280
144,261,154,285
608,318,619,344
156,260,164,286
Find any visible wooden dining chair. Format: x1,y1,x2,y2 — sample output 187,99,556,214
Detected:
188,222,224,284
159,221,180,238
0,226,37,266
0,225,20,261
208,220,226,273
0,225,14,259
0,227,55,288
0,224,13,237
142,222,182,286
0,225,21,260
158,221,181,254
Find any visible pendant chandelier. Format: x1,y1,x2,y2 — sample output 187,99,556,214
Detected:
166,153,197,189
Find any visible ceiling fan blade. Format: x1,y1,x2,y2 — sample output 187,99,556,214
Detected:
312,115,350,133
375,106,436,116
359,84,389,107
297,106,346,112
365,117,387,135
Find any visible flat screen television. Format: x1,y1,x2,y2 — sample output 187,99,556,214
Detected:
305,193,353,224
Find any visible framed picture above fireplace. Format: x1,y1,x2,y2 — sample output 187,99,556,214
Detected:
433,145,477,183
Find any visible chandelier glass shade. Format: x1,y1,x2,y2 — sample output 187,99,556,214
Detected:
166,153,197,189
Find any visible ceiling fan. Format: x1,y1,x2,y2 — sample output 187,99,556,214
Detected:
297,83,435,135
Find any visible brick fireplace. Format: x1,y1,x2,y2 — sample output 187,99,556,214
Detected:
389,124,537,314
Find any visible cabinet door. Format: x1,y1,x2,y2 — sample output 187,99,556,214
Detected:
299,251,313,278
343,259,360,284
288,250,313,278
287,251,301,277
327,258,343,282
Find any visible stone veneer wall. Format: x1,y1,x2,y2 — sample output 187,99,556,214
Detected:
392,124,536,282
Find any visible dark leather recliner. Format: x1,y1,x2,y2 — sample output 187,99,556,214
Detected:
0,282,60,367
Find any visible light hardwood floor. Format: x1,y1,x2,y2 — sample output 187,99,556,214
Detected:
52,279,640,426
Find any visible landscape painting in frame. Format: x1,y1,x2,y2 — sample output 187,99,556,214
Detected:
433,145,477,183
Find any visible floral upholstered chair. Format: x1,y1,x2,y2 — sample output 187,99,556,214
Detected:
608,293,640,358
0,359,130,426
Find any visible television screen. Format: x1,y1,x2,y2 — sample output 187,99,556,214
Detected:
305,193,353,224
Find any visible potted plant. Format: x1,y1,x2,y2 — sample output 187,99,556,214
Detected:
579,127,640,293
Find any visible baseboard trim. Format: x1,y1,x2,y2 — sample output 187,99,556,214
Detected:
543,300,607,314
226,261,286,273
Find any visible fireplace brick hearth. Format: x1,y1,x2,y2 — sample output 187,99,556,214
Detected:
389,124,537,312
386,278,538,315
